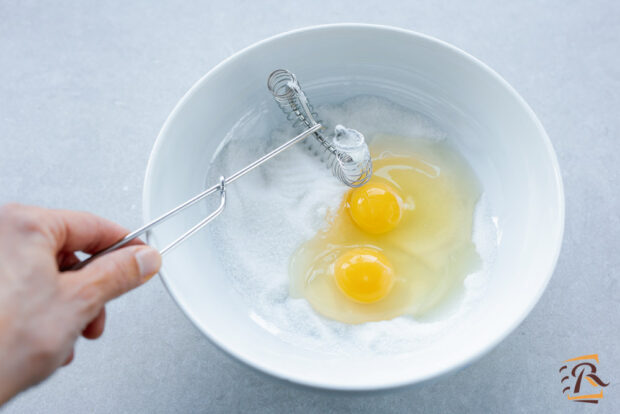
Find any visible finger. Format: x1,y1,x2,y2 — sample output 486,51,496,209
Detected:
48,209,144,254
62,349,74,366
70,245,161,305
82,307,106,340
58,251,80,270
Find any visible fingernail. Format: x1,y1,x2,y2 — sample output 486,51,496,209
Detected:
135,247,161,281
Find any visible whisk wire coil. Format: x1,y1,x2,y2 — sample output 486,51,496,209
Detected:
268,69,372,188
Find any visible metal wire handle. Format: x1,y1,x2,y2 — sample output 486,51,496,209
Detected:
71,124,322,270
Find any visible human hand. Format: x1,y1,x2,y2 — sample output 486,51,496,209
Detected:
0,204,161,405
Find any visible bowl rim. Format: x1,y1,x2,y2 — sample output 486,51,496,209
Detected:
143,23,565,391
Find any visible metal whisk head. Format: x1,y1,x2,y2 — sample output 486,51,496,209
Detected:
267,69,372,187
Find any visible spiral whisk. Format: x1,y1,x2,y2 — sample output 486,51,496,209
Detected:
268,69,372,187
71,69,373,269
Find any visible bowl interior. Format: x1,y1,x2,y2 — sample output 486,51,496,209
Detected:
144,25,563,390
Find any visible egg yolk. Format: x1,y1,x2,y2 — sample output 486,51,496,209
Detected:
334,248,395,303
347,182,402,234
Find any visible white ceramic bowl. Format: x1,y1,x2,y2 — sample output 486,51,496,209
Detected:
143,24,564,390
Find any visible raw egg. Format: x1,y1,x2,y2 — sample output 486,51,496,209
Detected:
334,247,395,304
348,182,402,234
289,135,481,323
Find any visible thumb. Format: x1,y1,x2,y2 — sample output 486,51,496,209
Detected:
75,245,161,304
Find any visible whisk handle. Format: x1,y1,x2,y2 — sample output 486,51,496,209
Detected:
69,124,321,271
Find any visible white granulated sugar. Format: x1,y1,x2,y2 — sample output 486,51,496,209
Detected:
206,96,496,356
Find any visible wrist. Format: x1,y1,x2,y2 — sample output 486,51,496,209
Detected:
0,313,25,406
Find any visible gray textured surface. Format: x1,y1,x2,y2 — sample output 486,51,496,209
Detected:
1,1,618,413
